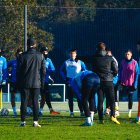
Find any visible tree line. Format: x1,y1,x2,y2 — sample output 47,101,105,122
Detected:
0,0,139,59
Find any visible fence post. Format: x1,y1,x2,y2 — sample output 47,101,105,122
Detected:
24,5,27,52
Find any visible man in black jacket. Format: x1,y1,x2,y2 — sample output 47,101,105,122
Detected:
17,38,46,127
92,42,120,124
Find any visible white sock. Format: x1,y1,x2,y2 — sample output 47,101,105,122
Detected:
128,109,132,114
86,117,91,123
115,102,118,107
115,102,119,108
138,117,140,121
34,121,38,124
90,111,94,122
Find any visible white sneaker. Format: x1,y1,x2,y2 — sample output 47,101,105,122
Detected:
33,123,41,127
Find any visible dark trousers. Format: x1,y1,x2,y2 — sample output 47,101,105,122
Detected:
81,74,100,117
10,82,18,107
122,86,134,109
40,83,52,109
20,88,40,121
98,81,115,120
114,84,119,102
66,84,83,113
106,84,119,109
11,92,16,107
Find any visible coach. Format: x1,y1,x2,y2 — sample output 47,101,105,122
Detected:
92,42,120,124
17,38,46,127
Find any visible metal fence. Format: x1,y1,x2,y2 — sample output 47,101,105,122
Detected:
0,7,140,103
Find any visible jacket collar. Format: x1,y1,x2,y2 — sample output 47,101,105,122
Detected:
96,50,107,56
27,48,37,53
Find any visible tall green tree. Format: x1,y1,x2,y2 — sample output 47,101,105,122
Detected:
1,0,139,59
0,0,55,60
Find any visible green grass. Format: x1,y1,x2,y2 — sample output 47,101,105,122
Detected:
0,112,140,140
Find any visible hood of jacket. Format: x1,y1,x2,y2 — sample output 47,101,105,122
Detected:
95,50,107,57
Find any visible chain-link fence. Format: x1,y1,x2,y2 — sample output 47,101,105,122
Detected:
0,7,140,111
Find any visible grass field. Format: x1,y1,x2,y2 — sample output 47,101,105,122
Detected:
0,112,140,140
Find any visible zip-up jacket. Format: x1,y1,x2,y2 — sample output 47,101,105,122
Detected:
92,51,118,81
0,56,7,83
17,48,46,88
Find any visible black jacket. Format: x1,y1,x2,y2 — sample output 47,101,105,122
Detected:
17,48,46,88
92,51,118,81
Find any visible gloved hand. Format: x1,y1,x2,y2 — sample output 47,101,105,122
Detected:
65,78,71,86
116,80,121,86
130,86,137,92
1,81,6,86
48,76,54,85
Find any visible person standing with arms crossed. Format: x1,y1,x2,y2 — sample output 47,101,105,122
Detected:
17,38,46,127
118,49,138,118
60,49,86,117
105,48,120,117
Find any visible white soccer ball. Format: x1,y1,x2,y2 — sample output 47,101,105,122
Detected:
1,108,9,116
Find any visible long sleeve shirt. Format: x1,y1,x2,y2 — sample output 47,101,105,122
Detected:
45,58,55,83
60,59,87,83
8,59,17,83
0,56,7,83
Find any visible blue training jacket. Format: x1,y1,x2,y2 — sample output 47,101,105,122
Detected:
8,59,17,83
70,70,100,101
45,57,55,83
0,56,7,83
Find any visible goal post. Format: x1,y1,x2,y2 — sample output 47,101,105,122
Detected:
48,84,66,102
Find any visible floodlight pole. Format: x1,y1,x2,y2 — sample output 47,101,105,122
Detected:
24,5,27,51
